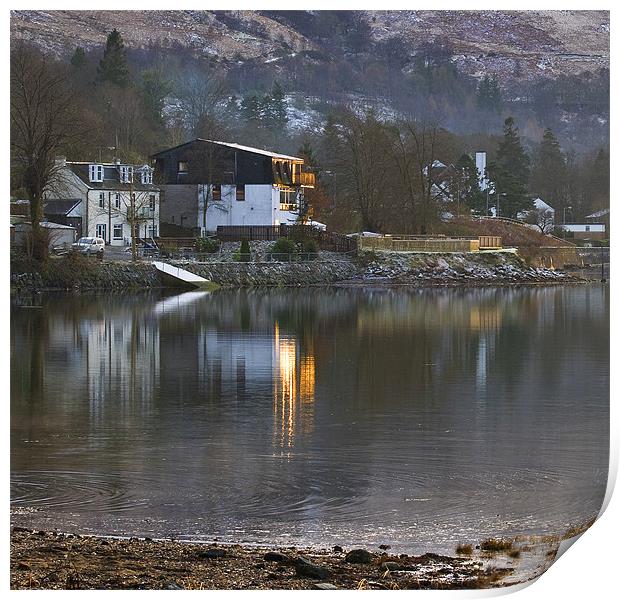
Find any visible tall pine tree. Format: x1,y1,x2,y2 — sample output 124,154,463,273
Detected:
455,153,486,214
530,128,567,214
488,116,531,218
70,46,86,69
97,29,129,87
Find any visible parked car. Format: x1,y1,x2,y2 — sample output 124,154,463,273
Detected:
71,237,105,256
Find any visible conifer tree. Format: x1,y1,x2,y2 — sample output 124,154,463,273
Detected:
97,29,129,87
488,116,531,218
476,75,502,113
455,153,486,214
140,68,171,127
531,128,566,212
70,46,86,69
269,81,288,128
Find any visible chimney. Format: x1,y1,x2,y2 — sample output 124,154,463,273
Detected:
55,155,67,167
475,151,488,191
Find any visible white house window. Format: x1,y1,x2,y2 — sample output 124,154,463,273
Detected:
212,184,221,200
141,169,153,185
115,193,121,209
236,184,245,201
89,164,104,182
99,192,105,208
148,225,158,238
149,194,156,210
279,189,297,211
113,224,123,239
178,161,188,174
119,165,134,183
585,225,590,232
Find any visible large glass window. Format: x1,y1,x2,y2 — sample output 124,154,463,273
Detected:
113,224,123,239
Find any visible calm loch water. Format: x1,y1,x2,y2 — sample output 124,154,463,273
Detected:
10,286,609,554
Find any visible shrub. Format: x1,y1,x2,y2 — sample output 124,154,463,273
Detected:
300,238,318,260
235,239,251,262
455,544,473,555
479,538,513,553
269,237,296,262
195,237,220,253
158,242,174,258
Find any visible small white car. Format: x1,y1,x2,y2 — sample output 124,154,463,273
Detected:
71,237,105,256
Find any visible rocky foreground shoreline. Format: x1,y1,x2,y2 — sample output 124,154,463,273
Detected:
11,528,519,590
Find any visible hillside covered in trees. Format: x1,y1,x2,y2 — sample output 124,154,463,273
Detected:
10,10,610,235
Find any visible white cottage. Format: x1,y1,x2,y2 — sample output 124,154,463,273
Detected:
45,158,161,246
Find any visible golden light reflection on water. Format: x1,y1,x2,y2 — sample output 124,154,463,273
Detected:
273,322,315,452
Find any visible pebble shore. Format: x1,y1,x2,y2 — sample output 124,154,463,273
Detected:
10,528,515,590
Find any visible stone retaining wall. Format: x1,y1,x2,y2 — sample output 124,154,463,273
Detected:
170,260,358,287
11,250,584,292
517,246,582,269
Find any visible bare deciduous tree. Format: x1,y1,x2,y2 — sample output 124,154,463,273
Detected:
524,207,556,234
11,43,81,260
92,184,158,261
175,70,228,138
323,110,391,232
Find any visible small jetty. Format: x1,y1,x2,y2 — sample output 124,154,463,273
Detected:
152,261,213,289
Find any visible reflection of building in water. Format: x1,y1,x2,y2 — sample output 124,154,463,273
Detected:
468,304,502,332
273,322,315,451
84,314,159,424
195,330,274,398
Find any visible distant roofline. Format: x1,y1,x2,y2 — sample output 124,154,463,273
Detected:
585,208,610,218
151,138,303,162
66,161,152,168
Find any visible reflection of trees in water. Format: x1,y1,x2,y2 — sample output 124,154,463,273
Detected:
11,286,608,456
10,286,609,535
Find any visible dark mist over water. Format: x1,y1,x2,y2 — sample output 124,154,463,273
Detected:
10,286,609,554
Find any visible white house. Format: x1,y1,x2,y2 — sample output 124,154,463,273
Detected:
517,197,556,222
45,158,161,246
560,223,606,240
152,139,315,235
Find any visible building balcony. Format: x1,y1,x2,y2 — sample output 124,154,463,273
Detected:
294,172,316,188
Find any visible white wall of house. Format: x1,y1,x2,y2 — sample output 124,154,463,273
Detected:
86,189,161,246
561,223,605,233
200,184,299,233
46,164,160,246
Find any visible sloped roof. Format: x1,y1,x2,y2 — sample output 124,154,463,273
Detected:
585,208,609,219
66,163,159,191
44,199,81,215
532,197,554,212
152,138,303,162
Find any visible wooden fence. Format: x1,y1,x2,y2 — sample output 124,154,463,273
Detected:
216,224,357,252
216,225,281,241
478,236,502,249
358,236,481,253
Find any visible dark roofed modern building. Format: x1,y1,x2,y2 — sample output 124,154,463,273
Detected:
151,139,315,234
